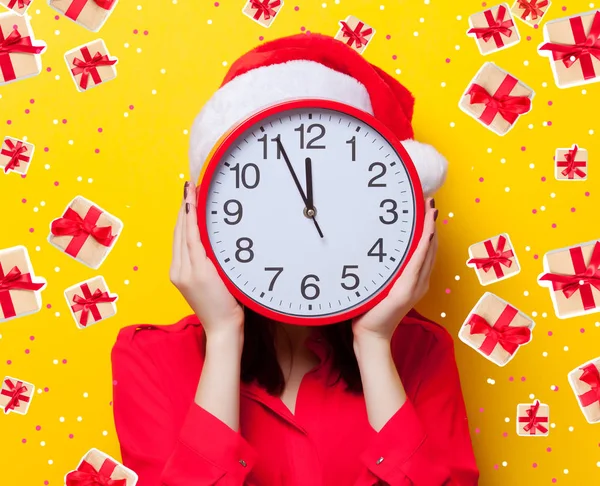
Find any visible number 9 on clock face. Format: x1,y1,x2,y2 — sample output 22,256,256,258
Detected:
197,99,425,326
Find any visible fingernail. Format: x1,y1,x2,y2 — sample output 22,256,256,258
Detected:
434,209,439,221
184,181,189,200
429,233,434,241
430,198,436,208
185,203,190,214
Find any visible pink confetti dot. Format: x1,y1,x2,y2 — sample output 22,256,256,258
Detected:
547,447,552,452
585,192,590,197
479,407,484,412
98,127,103,133
29,336,34,340
25,349,29,354
62,359,67,364
541,176,546,181
62,119,67,124
581,328,585,333
532,209,537,214
533,463,537,468
6,360,11,365
475,198,480,203
21,174,27,179
44,482,49,486
475,428,480,434
562,5,566,10
392,55,397,60
133,266,139,271
143,30,149,35
547,121,553,126
259,36,264,41
54,181,59,186
552,479,557,483
445,58,451,63
552,223,557,228
548,331,553,336
29,99,34,104
502,432,508,437
521,146,526,151
494,464,498,470
534,24,539,29
113,380,118,386
24,109,30,114
386,34,391,40
44,147,49,152
526,36,532,41
534,254,539,259
133,29,138,34
54,15,59,20
44,387,49,392
521,376,526,381
442,219,448,224
46,67,51,72
95,149,100,154
571,207,576,212
482,2,487,6
553,386,559,391
21,438,26,443
479,177,484,182
294,5,299,11
509,376,514,381
69,434,74,439
6,120,11,125
36,425,41,431
28,228,34,233
21,198,26,203
300,26,306,31
129,105,134,110
445,288,450,294
548,101,553,106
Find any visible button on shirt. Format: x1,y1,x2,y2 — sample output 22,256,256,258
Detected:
111,311,479,486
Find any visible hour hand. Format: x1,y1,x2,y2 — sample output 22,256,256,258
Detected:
305,157,314,214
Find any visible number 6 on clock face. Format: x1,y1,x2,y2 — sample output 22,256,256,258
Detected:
197,99,424,326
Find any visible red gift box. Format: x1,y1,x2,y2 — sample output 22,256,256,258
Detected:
48,0,119,32
0,376,34,415
242,0,283,28
467,233,520,285
511,0,551,27
555,144,588,180
516,400,550,436
569,358,600,423
65,448,138,486
65,39,118,92
0,136,34,175
0,0,33,16
335,15,376,55
467,4,520,55
65,276,118,329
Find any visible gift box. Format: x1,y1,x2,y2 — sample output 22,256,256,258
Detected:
467,4,520,55
48,196,123,270
0,245,46,323
568,358,600,424
516,400,550,436
0,0,33,16
65,39,118,92
467,233,520,285
0,376,34,415
555,144,588,181
458,292,534,366
459,62,534,135
0,136,34,175
538,240,600,319
511,0,551,27
334,15,376,55
0,12,46,86
65,448,138,486
538,10,600,88
242,0,283,28
48,0,118,32
65,276,118,329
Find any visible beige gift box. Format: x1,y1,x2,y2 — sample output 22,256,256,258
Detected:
0,0,33,16
459,62,534,136
334,15,376,55
538,10,600,88
568,358,600,424
516,400,550,436
0,12,46,86
65,39,118,92
458,292,534,367
242,0,283,28
0,245,46,322
467,233,520,286
0,136,34,175
555,145,588,181
538,240,600,319
65,448,138,485
467,4,520,55
65,276,118,329
48,0,118,32
0,376,34,415
511,0,551,27
47,195,123,270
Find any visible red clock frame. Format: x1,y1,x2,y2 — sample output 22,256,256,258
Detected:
197,98,425,326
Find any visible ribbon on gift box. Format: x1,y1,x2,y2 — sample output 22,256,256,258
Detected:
1,378,30,414
50,205,117,258
468,5,515,49
517,0,549,21
539,11,600,81
576,363,600,407
557,144,586,179
64,0,117,23
1,139,30,173
339,20,373,49
71,282,117,327
7,0,32,9
466,304,531,356
248,0,281,21
466,75,531,126
65,456,127,486
539,241,600,311
519,400,549,435
0,263,45,320
0,28,46,83
467,235,515,279
71,46,117,90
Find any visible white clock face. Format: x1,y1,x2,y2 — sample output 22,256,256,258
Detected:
203,105,420,322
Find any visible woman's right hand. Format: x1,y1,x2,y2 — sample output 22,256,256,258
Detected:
170,181,245,340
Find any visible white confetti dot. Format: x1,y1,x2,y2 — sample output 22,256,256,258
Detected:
54,30,60,35
529,394,535,399
441,81,446,87
582,89,587,95
179,173,185,179
33,207,38,213
543,121,548,126
487,148,493,153
124,112,129,118
68,140,74,145
487,378,495,385
542,82,548,88
44,164,50,170
151,89,157,95
124,43,129,48
37,389,42,394
524,291,529,296
53,119,58,125
455,45,460,50
543,351,548,357
568,427,574,432
551,423,556,428
160,69,166,74
424,0,430,4
40,201,45,207
207,19,213,24
590,129,595,135
54,312,60,317
183,129,189,135
83,392,88,398
551,385,557,390
48,460,53,465
525,246,531,251
124,280,130,285
321,2,326,7
595,322,600,327
137,242,143,247
87,178,93,183
564,346,569,351
502,461,508,467
55,75,60,80
524,60,529,66
172,0,177,4
420,17,425,23
529,163,535,169
596,461,600,467
542,312,547,318
504,417,510,423
41,441,46,446
54,267,60,272
53,359,58,365
413,31,419,36
541,206,546,211
500,158,506,164
440,312,446,318
222,61,228,66
379,5,385,10
137,48,142,53
449,212,454,218
36,9,40,13
395,68,401,75
77,416,82,422
77,176,82,182
457,15,462,20
505,187,510,192
137,5,142,10
450,122,455,128
0,334,2,339
35,246,40,253
455,275,460,281
550,193,556,198
59,417,64,422
103,430,108,436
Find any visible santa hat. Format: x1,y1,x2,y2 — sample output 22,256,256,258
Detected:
189,33,447,196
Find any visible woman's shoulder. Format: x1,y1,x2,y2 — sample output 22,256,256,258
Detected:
392,309,455,360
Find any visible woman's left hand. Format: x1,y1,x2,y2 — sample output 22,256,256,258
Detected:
352,197,439,343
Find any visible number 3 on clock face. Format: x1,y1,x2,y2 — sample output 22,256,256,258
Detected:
197,99,425,326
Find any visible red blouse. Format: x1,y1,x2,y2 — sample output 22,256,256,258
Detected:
111,311,479,485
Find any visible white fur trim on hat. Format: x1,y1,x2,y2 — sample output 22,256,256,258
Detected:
189,60,447,195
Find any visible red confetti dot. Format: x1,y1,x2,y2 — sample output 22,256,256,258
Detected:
475,198,480,203
44,147,49,152
133,266,139,271
21,438,26,443
133,29,138,34
21,198,27,203
54,181,59,186
548,331,553,336
29,228,34,233
25,349,29,354
36,425,41,431
24,109,30,114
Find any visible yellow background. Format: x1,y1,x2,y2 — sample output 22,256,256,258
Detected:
0,0,599,484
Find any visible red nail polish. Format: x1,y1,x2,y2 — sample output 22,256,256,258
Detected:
186,203,190,214
430,198,436,208
184,182,189,200
434,209,439,221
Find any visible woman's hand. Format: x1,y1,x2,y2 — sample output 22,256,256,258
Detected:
352,198,439,343
170,181,245,340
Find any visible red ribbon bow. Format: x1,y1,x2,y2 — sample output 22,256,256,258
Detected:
340,20,373,49
7,0,32,9
467,305,531,356
0,263,45,320
65,0,117,22
1,379,30,413
577,363,600,407
517,0,549,21
519,400,549,434
72,283,117,327
1,139,30,173
539,241,600,312
0,28,46,83
539,11,600,81
65,458,127,486
71,46,117,90
467,6,514,48
557,144,586,179
468,235,514,279
249,0,281,21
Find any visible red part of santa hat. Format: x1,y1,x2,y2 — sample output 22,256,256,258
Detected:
190,33,447,195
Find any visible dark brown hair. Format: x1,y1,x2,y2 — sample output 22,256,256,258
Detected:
241,307,363,396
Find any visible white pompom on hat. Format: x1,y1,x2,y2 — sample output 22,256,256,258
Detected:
189,33,448,196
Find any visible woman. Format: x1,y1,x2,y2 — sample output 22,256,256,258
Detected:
111,35,479,486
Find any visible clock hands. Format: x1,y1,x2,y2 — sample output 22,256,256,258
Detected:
274,136,324,239
305,157,315,215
